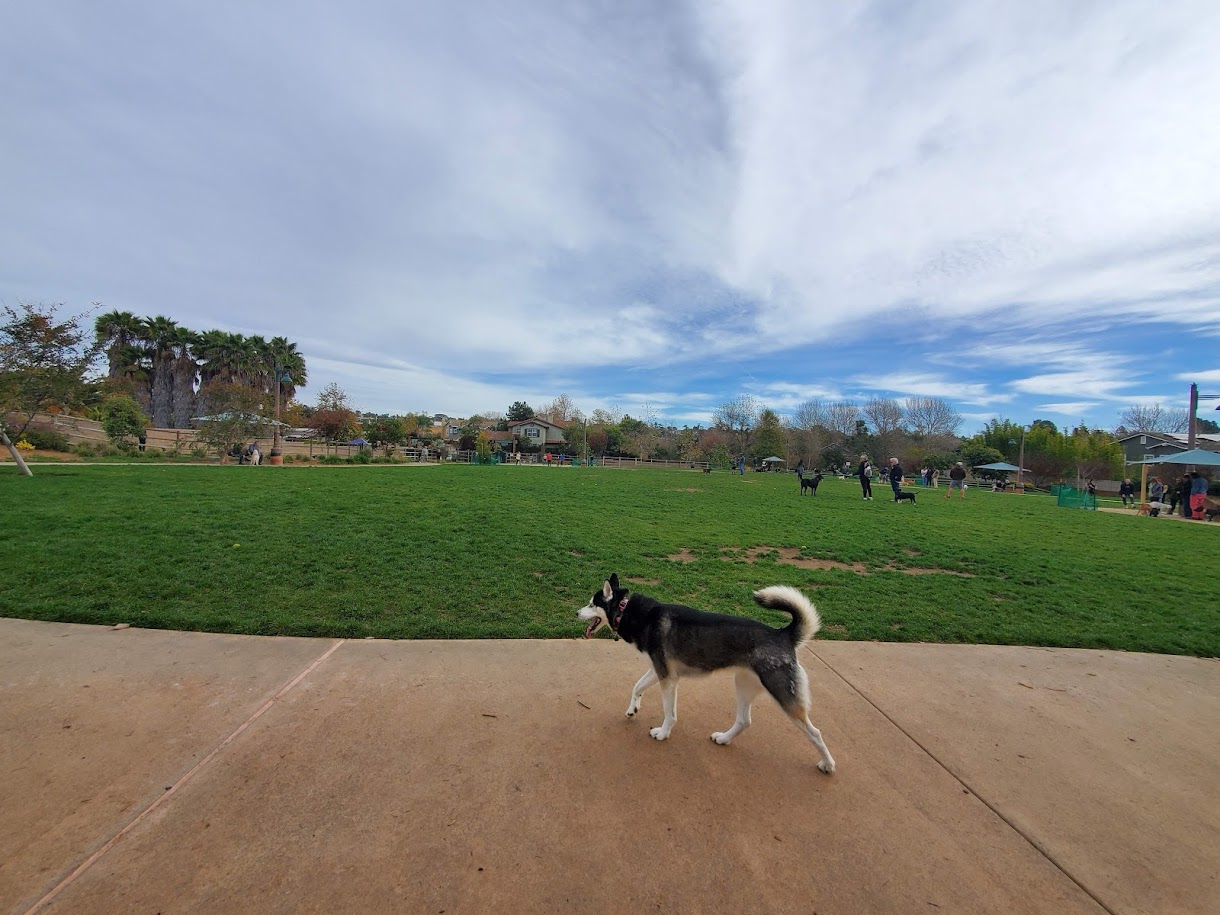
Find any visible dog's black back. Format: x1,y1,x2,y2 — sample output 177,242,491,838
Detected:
592,576,808,691
895,490,916,503
798,471,823,495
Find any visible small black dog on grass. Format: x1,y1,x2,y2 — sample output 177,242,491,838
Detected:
798,471,824,496
894,490,917,504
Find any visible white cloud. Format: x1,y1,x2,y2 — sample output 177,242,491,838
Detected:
1037,402,1100,416
2,1,1219,427
850,372,1010,406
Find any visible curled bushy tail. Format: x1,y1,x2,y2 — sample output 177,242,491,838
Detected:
753,585,821,646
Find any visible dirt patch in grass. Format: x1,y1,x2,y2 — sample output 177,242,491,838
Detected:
824,625,848,634
719,545,973,576
669,487,703,493
667,548,697,563
721,546,866,573
884,563,975,577
626,577,661,585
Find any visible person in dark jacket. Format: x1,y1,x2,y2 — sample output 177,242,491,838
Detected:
946,462,967,500
1178,474,1193,518
1119,478,1136,507
857,454,873,500
888,457,903,500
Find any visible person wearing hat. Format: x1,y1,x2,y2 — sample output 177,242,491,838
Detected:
946,462,967,499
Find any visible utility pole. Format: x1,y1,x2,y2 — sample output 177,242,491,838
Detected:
1188,383,1198,448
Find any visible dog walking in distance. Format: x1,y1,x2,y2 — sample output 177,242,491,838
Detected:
894,490,916,504
798,470,824,496
577,574,836,774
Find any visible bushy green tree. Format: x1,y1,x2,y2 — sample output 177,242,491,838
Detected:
750,409,787,464
97,395,148,448
507,401,535,421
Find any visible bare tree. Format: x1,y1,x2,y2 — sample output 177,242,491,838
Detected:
862,397,906,435
541,393,577,424
1117,404,1189,433
824,401,861,441
713,394,761,457
904,396,962,436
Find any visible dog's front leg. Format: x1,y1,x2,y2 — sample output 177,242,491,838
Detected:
650,679,678,740
626,667,658,717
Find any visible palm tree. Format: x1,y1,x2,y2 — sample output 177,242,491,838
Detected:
170,326,199,429
266,336,307,401
94,310,145,378
142,315,179,427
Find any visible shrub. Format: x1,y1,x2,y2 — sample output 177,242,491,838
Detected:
73,442,97,457
15,438,35,452
25,430,71,451
353,450,372,464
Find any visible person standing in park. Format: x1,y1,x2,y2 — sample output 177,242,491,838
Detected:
1189,472,1208,520
1177,473,1192,518
857,454,873,500
888,457,903,500
946,462,967,499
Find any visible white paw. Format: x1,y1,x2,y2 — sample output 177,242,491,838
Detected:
818,759,836,775
649,726,671,741
711,731,732,745
625,698,641,718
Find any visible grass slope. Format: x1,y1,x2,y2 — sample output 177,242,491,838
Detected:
1,464,1216,655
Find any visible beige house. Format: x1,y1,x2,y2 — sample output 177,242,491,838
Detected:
506,417,568,448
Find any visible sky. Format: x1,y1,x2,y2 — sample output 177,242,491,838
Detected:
3,1,1219,433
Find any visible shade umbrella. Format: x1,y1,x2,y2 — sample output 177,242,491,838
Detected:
762,456,785,463
1127,448,1220,502
348,437,368,445
973,461,1026,472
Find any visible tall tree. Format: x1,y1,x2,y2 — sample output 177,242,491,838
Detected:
507,401,535,422
712,394,760,457
93,310,145,378
751,409,787,463
904,396,962,437
1117,404,1189,434
141,315,179,427
170,326,198,428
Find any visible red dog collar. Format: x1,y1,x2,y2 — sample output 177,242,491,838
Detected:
612,595,629,631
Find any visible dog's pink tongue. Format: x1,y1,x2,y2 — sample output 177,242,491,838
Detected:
584,619,597,638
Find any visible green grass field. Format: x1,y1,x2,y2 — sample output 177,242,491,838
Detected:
2,464,1216,655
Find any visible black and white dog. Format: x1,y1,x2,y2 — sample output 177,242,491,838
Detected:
798,471,824,495
577,574,836,774
894,490,916,504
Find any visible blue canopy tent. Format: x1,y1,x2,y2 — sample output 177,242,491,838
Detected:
1127,448,1220,503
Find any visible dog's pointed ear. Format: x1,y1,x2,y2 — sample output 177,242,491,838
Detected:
603,576,616,600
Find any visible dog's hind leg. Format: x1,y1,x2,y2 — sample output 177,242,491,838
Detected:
712,670,764,745
760,663,836,774
650,678,678,741
626,667,658,718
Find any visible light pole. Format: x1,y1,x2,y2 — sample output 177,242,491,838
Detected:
270,364,287,465
1017,426,1026,491
1009,427,1028,491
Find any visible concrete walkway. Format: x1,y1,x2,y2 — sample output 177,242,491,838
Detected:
2,620,1217,915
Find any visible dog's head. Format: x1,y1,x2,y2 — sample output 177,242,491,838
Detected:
578,573,627,638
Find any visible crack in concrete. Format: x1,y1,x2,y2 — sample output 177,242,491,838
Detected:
805,644,1116,915
23,639,347,915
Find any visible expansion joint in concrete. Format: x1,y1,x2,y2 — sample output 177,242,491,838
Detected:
806,646,1117,915
23,639,347,915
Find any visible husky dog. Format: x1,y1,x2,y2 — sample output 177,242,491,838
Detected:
894,490,916,504
577,575,835,774
798,471,824,495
